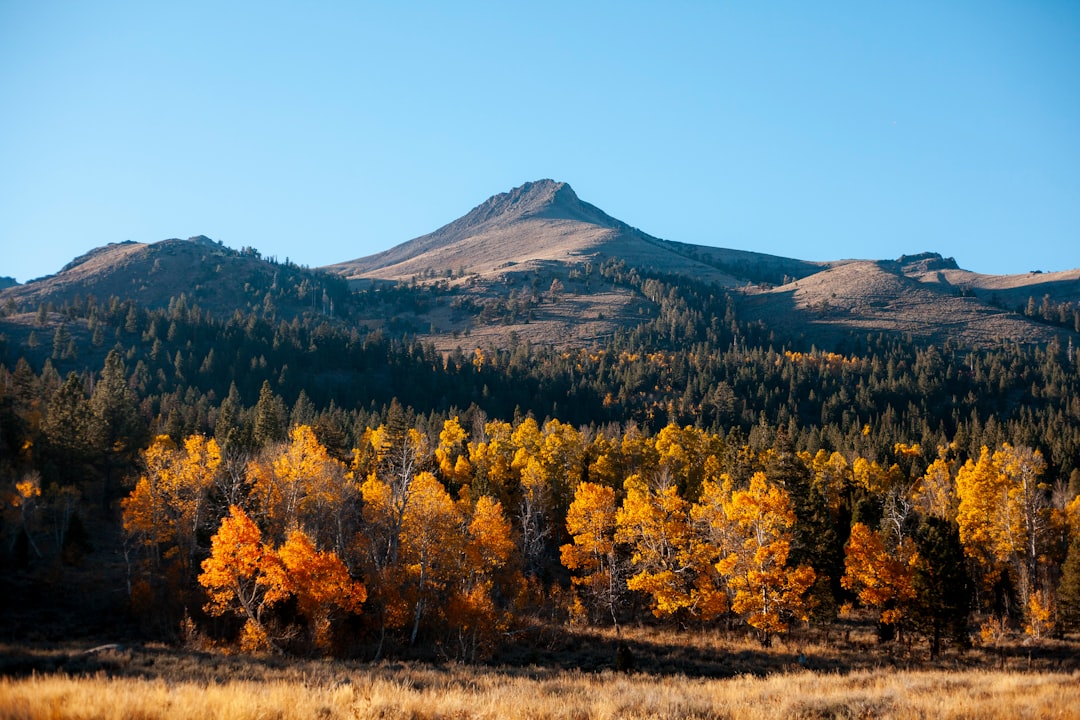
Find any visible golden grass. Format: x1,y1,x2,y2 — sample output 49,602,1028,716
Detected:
3,664,1079,720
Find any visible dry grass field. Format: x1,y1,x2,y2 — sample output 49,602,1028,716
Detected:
3,626,1079,719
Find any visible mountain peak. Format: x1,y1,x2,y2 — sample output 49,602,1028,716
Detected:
459,179,586,227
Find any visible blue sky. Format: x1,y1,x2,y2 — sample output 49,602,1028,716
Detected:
2,1,1078,283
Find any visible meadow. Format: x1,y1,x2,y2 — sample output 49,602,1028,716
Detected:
3,626,1079,720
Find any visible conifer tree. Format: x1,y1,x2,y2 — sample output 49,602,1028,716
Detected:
253,380,287,447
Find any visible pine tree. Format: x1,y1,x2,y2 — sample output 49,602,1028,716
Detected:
253,380,287,448
911,517,971,658
1058,536,1080,634
90,350,144,510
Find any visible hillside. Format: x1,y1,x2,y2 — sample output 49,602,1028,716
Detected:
740,257,1078,347
0,236,350,322
325,180,1078,351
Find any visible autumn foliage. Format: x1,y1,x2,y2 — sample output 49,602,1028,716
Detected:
111,412,1075,659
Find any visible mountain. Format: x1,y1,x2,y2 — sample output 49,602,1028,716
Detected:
739,257,1080,347
3,182,1078,353
328,179,817,286
326,180,1078,349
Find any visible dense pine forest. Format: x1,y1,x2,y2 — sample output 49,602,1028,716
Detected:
2,261,1080,662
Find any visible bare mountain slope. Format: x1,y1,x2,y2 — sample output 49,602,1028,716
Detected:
328,180,754,285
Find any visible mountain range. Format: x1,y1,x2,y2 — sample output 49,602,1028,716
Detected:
3,179,1078,352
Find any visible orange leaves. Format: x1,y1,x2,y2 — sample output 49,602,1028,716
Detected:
274,530,367,615
841,523,916,625
199,505,266,619
199,505,365,652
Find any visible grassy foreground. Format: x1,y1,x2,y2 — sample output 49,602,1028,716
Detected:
3,663,1079,720
3,627,1080,720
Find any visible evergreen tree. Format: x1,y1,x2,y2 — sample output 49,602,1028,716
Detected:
215,382,245,451
41,372,97,487
911,517,971,658
252,380,287,448
1058,536,1080,634
90,350,144,510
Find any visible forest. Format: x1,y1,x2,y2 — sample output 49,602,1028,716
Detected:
2,262,1080,663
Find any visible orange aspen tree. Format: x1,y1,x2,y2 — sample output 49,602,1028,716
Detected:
560,481,624,624
449,495,518,659
198,505,278,652
841,522,916,626
263,528,367,651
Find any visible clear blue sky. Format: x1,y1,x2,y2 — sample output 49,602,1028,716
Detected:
2,1,1078,283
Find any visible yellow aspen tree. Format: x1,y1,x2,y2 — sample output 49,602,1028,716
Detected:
435,416,473,490
466,418,517,506
956,443,1050,606
912,447,956,521
122,433,220,574
701,472,816,645
560,481,623,624
585,431,623,489
518,454,553,576
449,495,518,659
537,418,585,514
399,471,462,645
841,522,916,626
615,472,696,618
248,425,346,543
802,449,851,518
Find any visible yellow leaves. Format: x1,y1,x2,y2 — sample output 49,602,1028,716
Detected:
913,455,955,521
466,496,514,570
616,474,694,618
122,433,220,565
955,443,1049,594
249,425,346,537
561,482,617,573
894,442,922,458
1025,589,1055,640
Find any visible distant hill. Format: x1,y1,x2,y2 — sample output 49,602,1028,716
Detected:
0,235,349,322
